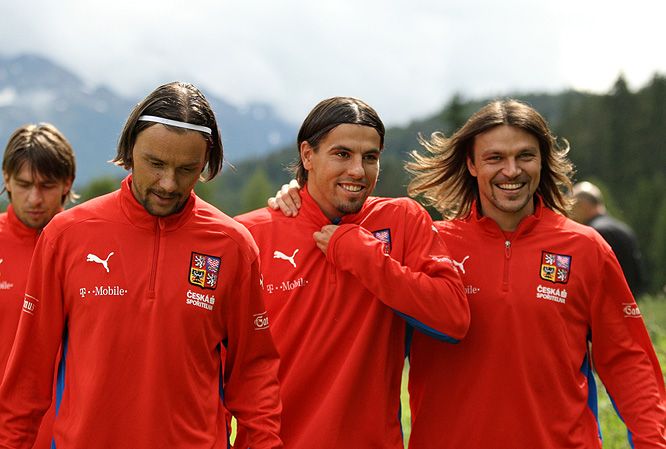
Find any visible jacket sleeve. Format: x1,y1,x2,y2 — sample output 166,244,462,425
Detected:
0,233,64,449
326,200,469,342
589,246,666,449
222,250,283,449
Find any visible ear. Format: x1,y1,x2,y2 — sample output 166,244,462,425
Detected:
300,141,314,171
62,177,74,197
466,154,478,177
2,171,10,192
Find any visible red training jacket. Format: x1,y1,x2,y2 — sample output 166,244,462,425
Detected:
0,176,283,449
409,199,666,449
235,186,468,449
0,205,56,449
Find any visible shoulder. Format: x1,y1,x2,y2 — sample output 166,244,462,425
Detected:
433,217,472,242
0,212,9,238
589,214,635,237
234,207,297,239
44,191,120,237
191,198,260,263
541,209,614,255
364,196,428,217
234,207,276,228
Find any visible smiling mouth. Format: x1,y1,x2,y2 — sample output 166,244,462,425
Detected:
496,182,525,191
339,183,364,193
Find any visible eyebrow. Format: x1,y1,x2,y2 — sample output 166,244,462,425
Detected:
144,153,202,168
329,145,381,153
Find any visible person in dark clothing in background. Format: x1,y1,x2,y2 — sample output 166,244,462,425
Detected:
571,181,645,295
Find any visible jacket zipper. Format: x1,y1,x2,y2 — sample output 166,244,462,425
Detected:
503,240,511,291
148,219,164,299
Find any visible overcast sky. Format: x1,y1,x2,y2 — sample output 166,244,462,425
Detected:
1,0,665,126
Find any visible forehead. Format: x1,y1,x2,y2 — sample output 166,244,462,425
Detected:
473,125,539,153
6,162,56,183
320,124,382,150
133,124,208,163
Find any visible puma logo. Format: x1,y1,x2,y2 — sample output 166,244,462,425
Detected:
273,249,299,268
86,252,115,273
452,256,470,274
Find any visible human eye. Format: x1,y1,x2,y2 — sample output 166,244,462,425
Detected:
363,153,379,163
519,151,537,161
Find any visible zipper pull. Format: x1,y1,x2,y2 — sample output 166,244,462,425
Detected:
504,240,511,258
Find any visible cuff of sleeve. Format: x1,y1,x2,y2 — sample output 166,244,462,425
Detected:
327,224,383,271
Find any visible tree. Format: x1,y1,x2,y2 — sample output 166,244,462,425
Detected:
239,167,274,215
77,175,122,204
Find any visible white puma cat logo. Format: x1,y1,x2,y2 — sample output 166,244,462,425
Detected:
86,252,115,273
273,249,299,268
452,256,470,274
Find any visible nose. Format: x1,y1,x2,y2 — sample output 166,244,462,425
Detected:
502,157,522,178
346,154,365,179
158,169,178,193
26,186,44,206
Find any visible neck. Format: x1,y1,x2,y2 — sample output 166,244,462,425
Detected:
478,198,536,232
306,182,342,223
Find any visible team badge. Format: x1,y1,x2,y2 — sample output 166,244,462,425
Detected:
372,228,392,255
540,251,571,284
189,252,221,290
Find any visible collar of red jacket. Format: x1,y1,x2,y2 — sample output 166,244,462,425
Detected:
469,194,545,238
298,184,373,227
6,203,43,241
119,174,196,231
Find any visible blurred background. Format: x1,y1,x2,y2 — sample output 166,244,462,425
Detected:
1,0,665,294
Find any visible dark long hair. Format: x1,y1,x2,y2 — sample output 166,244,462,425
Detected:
114,82,223,181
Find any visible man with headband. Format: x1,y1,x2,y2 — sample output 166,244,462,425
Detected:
0,82,283,449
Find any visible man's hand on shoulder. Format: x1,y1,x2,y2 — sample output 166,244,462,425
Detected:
267,179,301,217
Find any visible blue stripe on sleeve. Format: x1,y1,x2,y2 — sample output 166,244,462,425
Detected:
52,327,69,449
393,310,460,343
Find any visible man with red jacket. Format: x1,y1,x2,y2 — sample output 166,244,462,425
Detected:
0,123,76,449
0,82,283,449
406,99,666,448
270,99,666,448
235,97,469,449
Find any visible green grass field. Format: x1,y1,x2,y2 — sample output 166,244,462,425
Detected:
400,294,666,448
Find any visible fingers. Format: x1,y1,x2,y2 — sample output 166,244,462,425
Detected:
284,180,301,210
276,195,297,217
313,231,328,255
312,225,338,255
267,180,302,216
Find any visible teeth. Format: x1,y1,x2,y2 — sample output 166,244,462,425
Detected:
497,183,523,190
341,184,362,192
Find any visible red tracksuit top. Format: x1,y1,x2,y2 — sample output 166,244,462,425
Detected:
0,205,56,449
235,187,469,449
408,199,666,449
0,176,283,449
